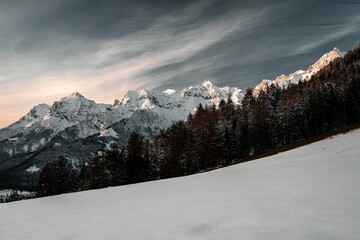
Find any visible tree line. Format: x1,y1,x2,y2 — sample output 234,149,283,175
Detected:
36,43,360,197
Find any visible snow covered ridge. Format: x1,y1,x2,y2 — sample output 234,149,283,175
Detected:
0,80,243,156
0,79,242,191
253,47,346,96
1,128,359,239
97,79,244,127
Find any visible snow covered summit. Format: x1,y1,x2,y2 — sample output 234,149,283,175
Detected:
253,48,346,96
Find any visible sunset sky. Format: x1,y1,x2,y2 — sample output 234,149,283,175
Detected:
0,0,359,128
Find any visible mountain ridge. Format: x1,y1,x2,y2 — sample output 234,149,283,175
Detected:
0,47,346,156
0,47,347,190
0,79,245,189
253,47,346,96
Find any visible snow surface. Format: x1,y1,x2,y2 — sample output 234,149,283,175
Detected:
1,129,360,240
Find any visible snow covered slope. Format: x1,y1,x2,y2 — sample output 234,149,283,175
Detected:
1,129,359,240
253,48,346,96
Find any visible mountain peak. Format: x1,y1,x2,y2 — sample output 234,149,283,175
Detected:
308,47,345,73
253,47,346,97
60,91,88,102
201,80,214,89
332,47,346,58
70,91,84,98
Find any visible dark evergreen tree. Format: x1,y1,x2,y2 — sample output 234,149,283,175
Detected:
183,126,200,174
104,143,126,186
163,121,188,177
37,156,77,197
125,132,150,183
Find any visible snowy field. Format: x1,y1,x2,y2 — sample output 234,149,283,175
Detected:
1,129,360,240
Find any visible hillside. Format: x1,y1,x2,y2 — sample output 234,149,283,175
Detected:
1,128,359,240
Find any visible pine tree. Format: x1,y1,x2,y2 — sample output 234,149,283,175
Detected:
37,156,77,197
183,127,200,174
104,143,126,186
163,121,188,177
241,88,257,153
125,132,150,183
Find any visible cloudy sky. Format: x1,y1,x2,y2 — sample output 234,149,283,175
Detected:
0,0,359,128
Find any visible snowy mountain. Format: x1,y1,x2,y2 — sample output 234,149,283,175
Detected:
0,47,344,190
0,104,51,142
2,45,345,158
0,93,109,158
1,128,359,240
253,47,346,96
0,80,243,156
94,80,244,128
0,80,244,189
